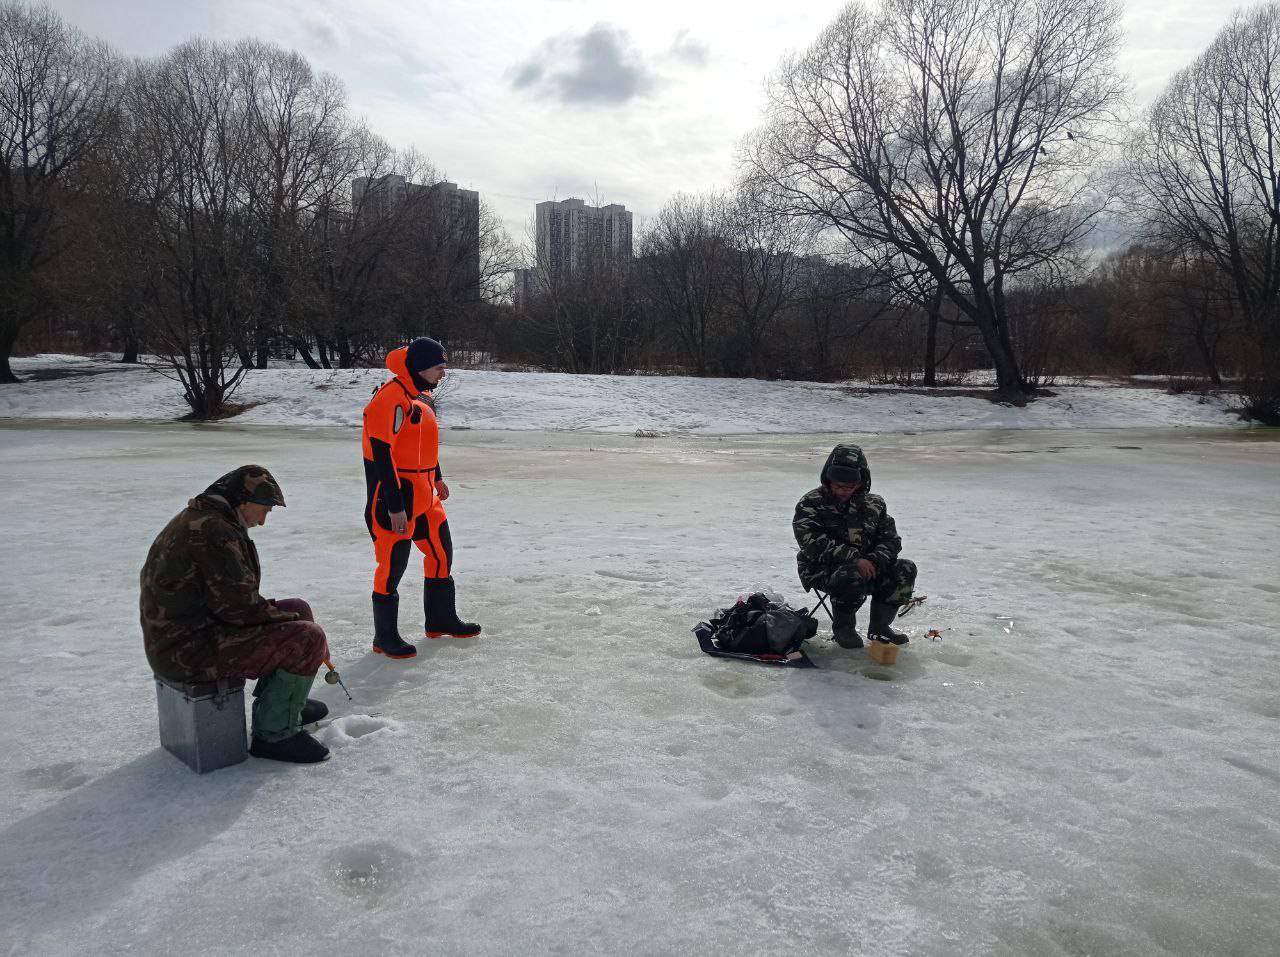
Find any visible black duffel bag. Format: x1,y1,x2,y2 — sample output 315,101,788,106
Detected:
694,593,819,656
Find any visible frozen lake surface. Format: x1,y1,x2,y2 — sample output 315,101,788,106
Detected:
0,423,1277,955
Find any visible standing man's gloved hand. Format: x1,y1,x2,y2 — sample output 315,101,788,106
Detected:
855,558,878,580
435,479,450,502
389,510,408,534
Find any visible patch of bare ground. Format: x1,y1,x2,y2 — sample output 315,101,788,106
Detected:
839,385,1056,405
17,366,132,383
178,400,264,422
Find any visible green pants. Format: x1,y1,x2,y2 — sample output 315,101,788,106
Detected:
251,670,316,742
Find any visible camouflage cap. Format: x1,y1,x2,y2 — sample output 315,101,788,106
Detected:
203,464,287,507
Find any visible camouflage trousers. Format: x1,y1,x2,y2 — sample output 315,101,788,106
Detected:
824,558,917,611
222,598,328,679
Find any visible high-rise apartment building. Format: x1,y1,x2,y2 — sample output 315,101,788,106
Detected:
351,175,481,301
535,198,633,274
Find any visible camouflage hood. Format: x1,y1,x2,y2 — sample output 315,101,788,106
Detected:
819,444,872,493
198,465,287,509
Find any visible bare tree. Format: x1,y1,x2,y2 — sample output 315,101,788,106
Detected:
1128,2,1280,405
719,186,810,376
402,190,518,347
299,135,418,368
869,250,975,386
237,39,355,369
0,2,121,382
1083,242,1240,382
521,250,641,373
787,252,890,380
747,0,1126,399
127,40,262,418
75,110,161,364
639,192,731,375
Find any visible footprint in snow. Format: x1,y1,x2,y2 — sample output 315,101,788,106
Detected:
701,672,760,699
24,762,91,791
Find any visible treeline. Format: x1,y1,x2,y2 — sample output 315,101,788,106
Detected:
508,0,1280,421
1,3,516,415
4,1,1279,422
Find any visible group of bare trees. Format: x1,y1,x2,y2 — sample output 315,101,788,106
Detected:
1124,2,1280,419
2,3,515,415
514,0,1142,394
0,3,119,383
510,189,822,378
512,0,1278,418
743,0,1127,400
5,0,1280,420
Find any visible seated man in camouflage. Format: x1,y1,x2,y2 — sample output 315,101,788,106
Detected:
141,465,332,764
793,444,917,648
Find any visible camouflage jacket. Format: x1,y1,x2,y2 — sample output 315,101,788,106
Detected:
793,444,902,591
140,466,297,683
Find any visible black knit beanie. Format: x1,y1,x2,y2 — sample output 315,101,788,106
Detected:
406,337,447,372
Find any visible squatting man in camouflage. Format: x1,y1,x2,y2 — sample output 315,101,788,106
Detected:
793,444,918,648
141,465,332,764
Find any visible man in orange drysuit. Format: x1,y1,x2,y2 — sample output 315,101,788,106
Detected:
362,337,481,659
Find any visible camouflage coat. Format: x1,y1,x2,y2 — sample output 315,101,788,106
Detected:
793,444,902,593
140,466,297,683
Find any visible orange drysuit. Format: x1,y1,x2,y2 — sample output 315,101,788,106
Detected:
362,347,451,597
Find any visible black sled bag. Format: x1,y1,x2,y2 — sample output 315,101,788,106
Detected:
694,593,819,667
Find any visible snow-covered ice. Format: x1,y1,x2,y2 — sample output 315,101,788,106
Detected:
1,419,1278,954
0,353,1241,433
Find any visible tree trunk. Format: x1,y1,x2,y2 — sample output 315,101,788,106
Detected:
1193,324,1222,385
335,337,355,368
120,332,140,364
964,290,1025,398
0,320,20,383
978,317,1026,397
291,337,321,369
923,284,944,387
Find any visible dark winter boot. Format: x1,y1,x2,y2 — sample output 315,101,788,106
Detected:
251,670,328,764
372,593,418,659
301,699,329,725
424,577,482,639
830,599,864,649
869,600,910,645
250,731,331,764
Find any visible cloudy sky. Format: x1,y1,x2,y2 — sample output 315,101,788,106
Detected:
47,0,1240,239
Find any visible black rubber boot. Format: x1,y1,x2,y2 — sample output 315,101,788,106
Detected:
424,577,482,638
869,600,909,644
372,593,418,659
250,731,331,764
301,699,328,725
830,599,864,649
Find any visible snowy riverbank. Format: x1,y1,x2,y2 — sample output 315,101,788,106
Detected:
0,353,1241,433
